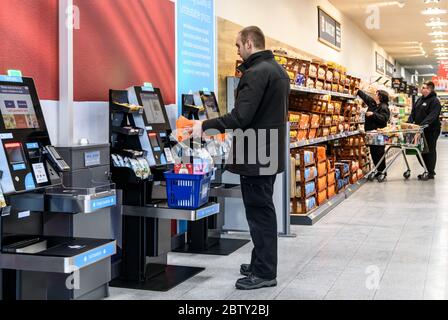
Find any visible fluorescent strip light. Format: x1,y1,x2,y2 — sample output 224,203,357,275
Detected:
434,47,448,51
422,8,447,15
426,21,448,27
425,0,440,3
432,39,448,43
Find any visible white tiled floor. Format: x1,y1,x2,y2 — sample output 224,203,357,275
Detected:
109,138,448,300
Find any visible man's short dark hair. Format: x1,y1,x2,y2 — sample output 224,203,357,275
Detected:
239,26,266,50
377,90,389,105
424,81,435,91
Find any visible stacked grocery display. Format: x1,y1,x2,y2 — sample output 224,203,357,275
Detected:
439,97,448,136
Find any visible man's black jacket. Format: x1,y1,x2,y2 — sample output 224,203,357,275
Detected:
202,50,290,176
408,91,442,131
357,90,390,131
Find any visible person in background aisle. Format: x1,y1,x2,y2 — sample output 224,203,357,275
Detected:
408,81,442,180
356,89,391,178
192,26,290,290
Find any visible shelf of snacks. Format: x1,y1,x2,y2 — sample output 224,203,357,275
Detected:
290,142,367,225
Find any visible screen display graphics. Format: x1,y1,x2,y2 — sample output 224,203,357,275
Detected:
202,94,219,120
0,85,39,130
141,93,166,125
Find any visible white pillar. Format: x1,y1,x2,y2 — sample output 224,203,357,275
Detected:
58,0,74,147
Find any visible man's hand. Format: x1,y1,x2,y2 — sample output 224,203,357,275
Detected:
366,111,374,117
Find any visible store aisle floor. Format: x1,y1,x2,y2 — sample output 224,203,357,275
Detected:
108,139,448,300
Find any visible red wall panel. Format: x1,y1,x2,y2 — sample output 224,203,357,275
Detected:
0,0,59,100
74,0,175,103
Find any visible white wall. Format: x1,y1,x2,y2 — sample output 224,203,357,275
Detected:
216,0,394,81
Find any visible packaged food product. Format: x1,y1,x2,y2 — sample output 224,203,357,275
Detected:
297,130,308,140
316,81,324,90
318,161,327,177
327,184,336,198
296,166,317,182
318,175,327,192
308,129,317,139
306,78,316,88
326,70,333,82
335,168,341,180
137,158,152,179
299,114,310,129
298,197,317,212
316,146,326,162
310,114,320,128
317,190,327,205
309,64,318,78
296,181,316,198
327,171,335,186
0,186,6,209
295,74,306,87
318,67,326,80
332,84,339,92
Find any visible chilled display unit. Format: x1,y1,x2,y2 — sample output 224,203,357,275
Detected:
0,76,117,300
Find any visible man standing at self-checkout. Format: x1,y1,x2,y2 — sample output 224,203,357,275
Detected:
193,26,290,290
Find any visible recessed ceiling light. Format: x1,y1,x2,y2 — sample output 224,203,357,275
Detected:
422,8,447,15
431,31,448,36
426,21,448,27
432,39,448,43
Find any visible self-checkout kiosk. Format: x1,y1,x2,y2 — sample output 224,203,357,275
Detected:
177,90,249,256
0,76,117,300
109,84,219,292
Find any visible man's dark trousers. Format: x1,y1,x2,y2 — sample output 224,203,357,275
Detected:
240,174,277,280
423,128,441,175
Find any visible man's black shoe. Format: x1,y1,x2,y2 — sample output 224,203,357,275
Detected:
235,274,277,290
240,264,251,276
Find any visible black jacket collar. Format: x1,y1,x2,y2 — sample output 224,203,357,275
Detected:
423,92,437,100
238,50,274,73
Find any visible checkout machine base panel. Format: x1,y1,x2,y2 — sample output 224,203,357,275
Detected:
110,264,204,292
173,238,250,256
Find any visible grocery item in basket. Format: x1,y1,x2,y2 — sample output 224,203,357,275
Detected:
318,175,327,192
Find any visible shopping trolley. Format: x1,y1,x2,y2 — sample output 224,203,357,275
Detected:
364,125,429,183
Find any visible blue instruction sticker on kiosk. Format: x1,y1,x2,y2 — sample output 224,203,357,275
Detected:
90,195,116,211
73,242,116,269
